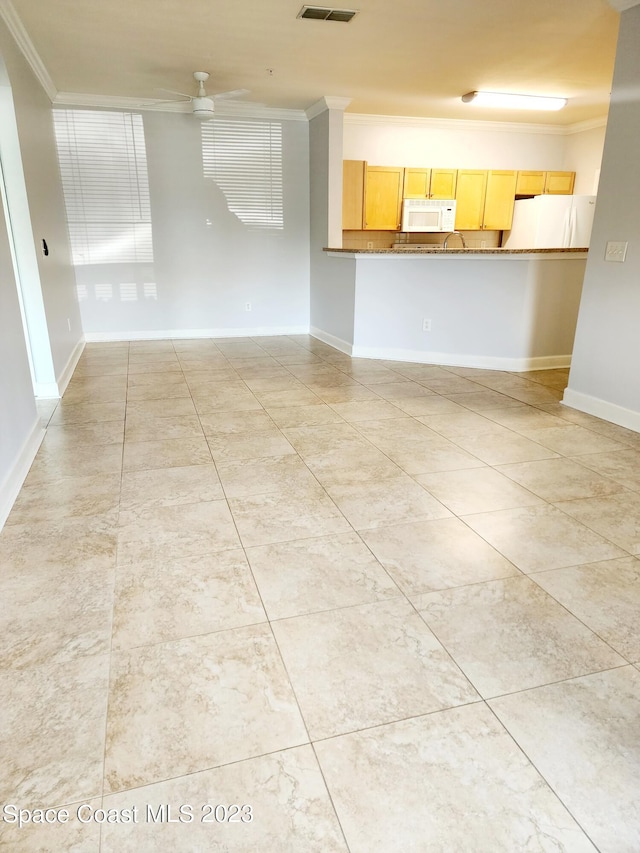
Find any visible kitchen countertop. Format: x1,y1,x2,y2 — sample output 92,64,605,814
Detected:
324,247,588,254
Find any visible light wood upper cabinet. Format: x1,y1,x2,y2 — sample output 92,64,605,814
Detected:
455,170,488,230
430,168,458,199
342,160,365,229
403,168,431,198
342,161,574,232
516,171,545,196
364,165,404,230
455,170,516,230
402,167,457,199
483,170,518,230
544,171,576,194
515,170,575,196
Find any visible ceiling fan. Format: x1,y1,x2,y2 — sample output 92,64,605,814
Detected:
150,72,250,120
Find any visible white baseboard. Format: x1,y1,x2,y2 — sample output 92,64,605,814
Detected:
56,337,85,395
562,388,640,433
350,345,572,372
84,326,310,343
518,355,572,371
310,327,354,355
33,338,85,399
0,420,46,531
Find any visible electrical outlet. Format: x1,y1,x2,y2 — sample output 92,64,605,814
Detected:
423,318,432,332
605,241,628,263
367,241,373,249
245,302,252,311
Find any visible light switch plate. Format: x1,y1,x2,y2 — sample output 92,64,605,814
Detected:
605,241,628,262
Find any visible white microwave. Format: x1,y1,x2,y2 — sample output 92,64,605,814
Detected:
402,198,457,232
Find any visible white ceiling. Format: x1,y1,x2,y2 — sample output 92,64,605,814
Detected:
8,0,621,125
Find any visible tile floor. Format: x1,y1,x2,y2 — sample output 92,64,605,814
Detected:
1,335,640,852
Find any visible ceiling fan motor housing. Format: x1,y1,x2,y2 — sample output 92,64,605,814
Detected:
192,96,215,119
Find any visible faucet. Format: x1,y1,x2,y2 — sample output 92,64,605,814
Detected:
443,231,467,249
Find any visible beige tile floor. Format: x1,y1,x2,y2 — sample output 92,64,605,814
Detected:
1,335,640,852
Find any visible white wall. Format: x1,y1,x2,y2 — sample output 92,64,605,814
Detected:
0,16,82,386
0,17,82,527
309,106,356,350
350,255,585,369
343,116,568,169
564,4,640,431
0,158,40,528
564,124,607,194
343,115,606,197
72,109,310,338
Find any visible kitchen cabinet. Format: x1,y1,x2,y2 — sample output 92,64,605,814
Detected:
343,160,365,229
516,170,575,196
364,165,404,230
403,168,458,199
430,168,458,198
516,171,545,196
483,170,518,230
403,168,431,198
342,160,575,233
455,170,517,230
544,171,576,194
454,170,488,230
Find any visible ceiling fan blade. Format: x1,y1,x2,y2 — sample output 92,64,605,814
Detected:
212,88,250,101
156,87,192,99
139,98,190,106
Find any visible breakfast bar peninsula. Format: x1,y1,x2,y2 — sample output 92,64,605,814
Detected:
314,247,587,371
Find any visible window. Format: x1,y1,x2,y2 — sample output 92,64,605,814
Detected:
54,110,153,265
201,118,283,230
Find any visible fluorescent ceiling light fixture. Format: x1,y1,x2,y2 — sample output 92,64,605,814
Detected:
461,91,567,110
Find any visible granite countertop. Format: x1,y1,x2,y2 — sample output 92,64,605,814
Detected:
324,247,588,254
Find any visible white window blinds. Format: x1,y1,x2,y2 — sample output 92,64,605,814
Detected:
53,110,153,265
201,119,283,229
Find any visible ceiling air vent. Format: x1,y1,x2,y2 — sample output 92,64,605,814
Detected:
297,6,358,22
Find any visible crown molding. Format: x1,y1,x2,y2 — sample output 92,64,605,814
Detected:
606,0,640,11
0,0,57,100
212,103,308,121
344,111,609,136
344,112,566,134
306,96,352,120
53,91,308,121
564,116,608,134
322,96,352,111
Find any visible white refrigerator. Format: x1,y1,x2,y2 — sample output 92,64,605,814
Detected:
503,195,596,249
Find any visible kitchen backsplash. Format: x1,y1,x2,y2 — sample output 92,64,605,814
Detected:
341,230,501,249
